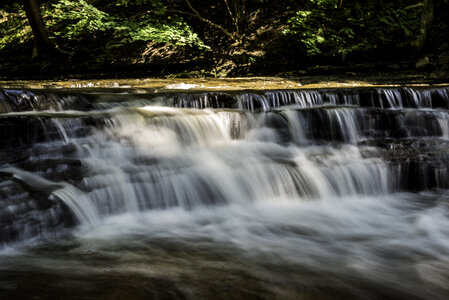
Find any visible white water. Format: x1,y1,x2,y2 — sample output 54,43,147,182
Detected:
33,106,388,223
1,88,449,299
0,167,100,226
74,193,449,296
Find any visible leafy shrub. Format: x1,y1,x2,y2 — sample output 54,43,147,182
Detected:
284,0,421,59
0,0,207,59
49,0,207,48
0,3,32,53
51,0,116,39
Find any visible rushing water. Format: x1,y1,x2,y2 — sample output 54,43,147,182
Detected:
0,86,449,299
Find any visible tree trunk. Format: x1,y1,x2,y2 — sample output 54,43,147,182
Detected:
416,0,434,50
23,0,54,57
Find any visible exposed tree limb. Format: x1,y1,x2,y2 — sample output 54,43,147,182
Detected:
234,0,245,34
223,0,236,23
405,3,424,10
223,0,238,33
183,0,237,41
415,0,434,49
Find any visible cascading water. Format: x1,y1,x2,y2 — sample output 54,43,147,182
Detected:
0,85,449,299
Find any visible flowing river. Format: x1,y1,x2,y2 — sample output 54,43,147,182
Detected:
0,82,448,299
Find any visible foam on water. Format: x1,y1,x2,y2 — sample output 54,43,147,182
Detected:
1,87,449,299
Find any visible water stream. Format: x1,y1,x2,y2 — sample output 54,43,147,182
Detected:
0,85,448,299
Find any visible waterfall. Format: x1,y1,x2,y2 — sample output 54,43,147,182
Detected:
1,85,449,299
45,106,387,218
1,86,449,234
0,168,100,226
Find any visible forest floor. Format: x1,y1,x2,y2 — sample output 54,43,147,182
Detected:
1,39,448,85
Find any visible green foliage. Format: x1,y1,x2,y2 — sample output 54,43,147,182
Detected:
0,0,207,60
284,0,421,59
51,0,116,39
1,0,446,67
0,4,32,53
377,4,415,38
115,0,166,11
48,0,207,49
284,9,325,56
117,17,207,47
